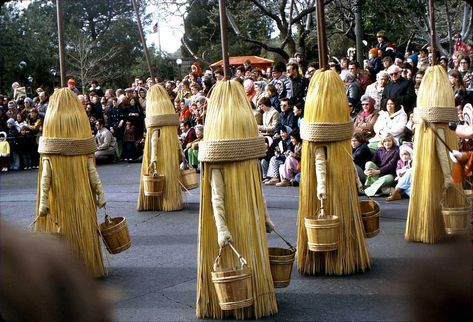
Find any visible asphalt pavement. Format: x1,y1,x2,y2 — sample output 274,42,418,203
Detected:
0,162,471,321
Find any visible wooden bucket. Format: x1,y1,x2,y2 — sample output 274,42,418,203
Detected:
100,214,131,254
442,205,470,235
180,167,198,190
211,243,253,310
359,199,380,238
269,247,295,288
268,229,295,288
304,215,339,252
143,172,165,196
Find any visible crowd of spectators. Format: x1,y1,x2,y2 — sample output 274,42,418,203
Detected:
1,30,472,200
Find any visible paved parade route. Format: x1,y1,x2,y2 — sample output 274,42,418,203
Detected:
1,162,471,321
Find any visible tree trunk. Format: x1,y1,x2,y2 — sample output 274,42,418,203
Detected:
354,0,365,66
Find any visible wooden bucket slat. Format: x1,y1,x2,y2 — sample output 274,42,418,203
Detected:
268,247,295,288
100,216,132,254
143,174,165,196
181,168,198,190
211,266,253,310
442,205,470,235
359,199,380,238
304,216,339,252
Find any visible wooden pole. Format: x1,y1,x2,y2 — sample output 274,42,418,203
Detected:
429,0,437,65
56,0,66,87
218,0,230,79
131,0,154,80
316,0,328,68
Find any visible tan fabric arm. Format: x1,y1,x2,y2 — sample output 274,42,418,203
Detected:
88,157,106,208
435,128,453,189
315,147,327,200
38,159,51,216
210,168,233,247
150,130,159,164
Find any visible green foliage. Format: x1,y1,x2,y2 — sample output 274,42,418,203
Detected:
181,0,272,66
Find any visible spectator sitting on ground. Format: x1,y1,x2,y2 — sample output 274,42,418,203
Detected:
352,132,372,183
365,71,390,110
364,133,400,196
276,129,302,187
264,126,293,185
95,119,116,162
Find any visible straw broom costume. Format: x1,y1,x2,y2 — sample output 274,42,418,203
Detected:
405,66,466,244
196,80,277,319
34,88,106,278
137,84,183,211
297,70,370,275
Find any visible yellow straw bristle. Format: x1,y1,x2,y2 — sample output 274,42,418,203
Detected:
34,88,105,278
405,65,465,244
137,84,183,211
297,70,370,275
196,80,277,319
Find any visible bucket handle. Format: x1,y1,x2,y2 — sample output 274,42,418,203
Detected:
440,186,471,208
213,242,248,271
317,199,326,219
103,206,113,225
30,213,61,234
273,228,296,253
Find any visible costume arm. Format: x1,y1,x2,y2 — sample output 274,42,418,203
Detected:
150,129,159,165
210,167,233,247
315,147,327,200
38,159,51,216
435,128,453,189
88,157,106,208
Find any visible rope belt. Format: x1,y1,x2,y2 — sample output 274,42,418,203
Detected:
145,114,180,128
300,119,353,142
38,136,96,156
413,107,458,123
198,136,266,162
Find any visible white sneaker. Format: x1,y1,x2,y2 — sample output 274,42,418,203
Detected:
1,168,8,172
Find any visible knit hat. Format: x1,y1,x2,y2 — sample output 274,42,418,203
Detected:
6,118,16,126
67,79,75,85
376,30,386,38
399,144,413,158
0,131,6,139
360,94,375,109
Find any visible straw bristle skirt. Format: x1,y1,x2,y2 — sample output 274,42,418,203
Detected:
137,126,183,211
34,155,105,278
196,161,277,319
297,141,371,275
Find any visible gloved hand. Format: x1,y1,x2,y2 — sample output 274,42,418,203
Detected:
449,150,463,163
217,227,233,248
97,191,107,208
265,215,275,233
38,203,49,216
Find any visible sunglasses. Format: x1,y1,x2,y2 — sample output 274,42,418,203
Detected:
390,72,399,76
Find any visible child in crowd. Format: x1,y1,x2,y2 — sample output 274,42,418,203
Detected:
0,131,10,171
277,129,302,187
122,120,136,161
395,144,413,181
